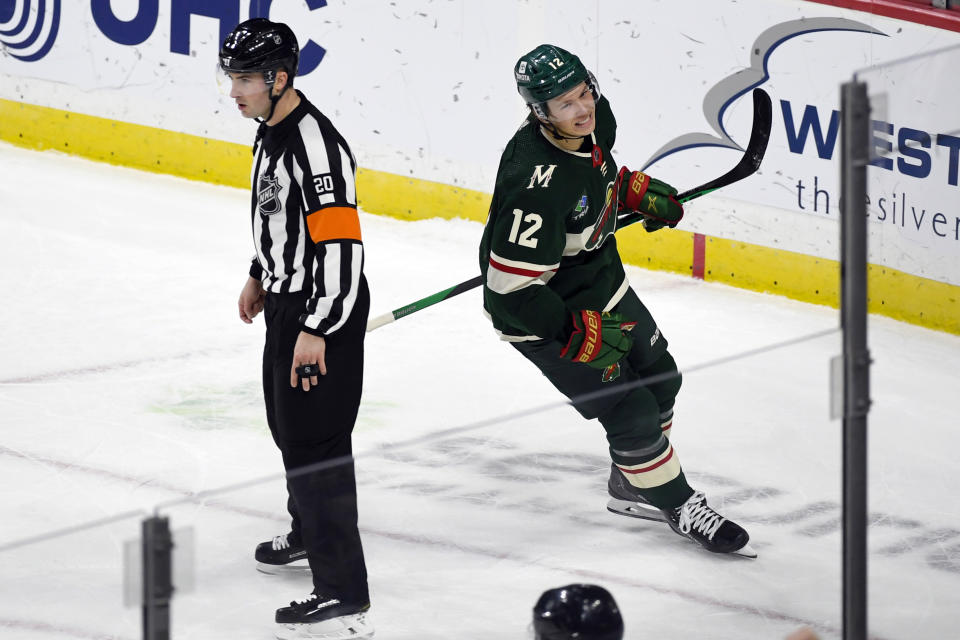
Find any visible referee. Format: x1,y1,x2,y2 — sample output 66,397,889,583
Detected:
219,18,372,639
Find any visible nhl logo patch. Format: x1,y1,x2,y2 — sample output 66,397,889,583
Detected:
257,174,282,216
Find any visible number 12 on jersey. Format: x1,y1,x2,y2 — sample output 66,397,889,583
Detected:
508,208,542,248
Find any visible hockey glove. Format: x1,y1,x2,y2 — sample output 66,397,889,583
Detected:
559,310,636,369
642,219,667,233
616,167,684,228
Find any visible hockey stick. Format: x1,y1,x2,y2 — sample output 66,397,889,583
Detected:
366,88,772,333
367,275,482,332
616,87,772,228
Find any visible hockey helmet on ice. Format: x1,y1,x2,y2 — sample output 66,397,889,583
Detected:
514,44,599,120
532,584,624,640
219,18,300,85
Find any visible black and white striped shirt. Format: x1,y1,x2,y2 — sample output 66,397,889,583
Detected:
248,91,365,337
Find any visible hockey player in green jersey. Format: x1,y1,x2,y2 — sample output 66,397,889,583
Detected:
479,44,756,557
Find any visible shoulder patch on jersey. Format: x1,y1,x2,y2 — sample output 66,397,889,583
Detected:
572,194,589,220
591,145,603,168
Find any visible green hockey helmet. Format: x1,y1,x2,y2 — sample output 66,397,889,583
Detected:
514,44,599,120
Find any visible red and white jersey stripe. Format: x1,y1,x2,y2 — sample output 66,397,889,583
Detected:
486,251,559,296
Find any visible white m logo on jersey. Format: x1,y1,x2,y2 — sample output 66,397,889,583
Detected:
527,164,557,189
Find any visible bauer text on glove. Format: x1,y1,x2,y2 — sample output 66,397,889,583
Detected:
616,167,684,228
559,310,636,369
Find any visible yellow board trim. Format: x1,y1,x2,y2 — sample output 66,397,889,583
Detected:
2,98,957,335
616,223,699,277
706,236,840,308
356,167,490,224
1,98,251,188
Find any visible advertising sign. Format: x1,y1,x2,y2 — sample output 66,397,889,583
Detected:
2,0,958,285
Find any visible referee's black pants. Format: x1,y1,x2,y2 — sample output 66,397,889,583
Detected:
262,279,370,607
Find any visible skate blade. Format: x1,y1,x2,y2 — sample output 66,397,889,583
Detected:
275,613,373,639
606,497,668,523
257,559,311,575
733,542,758,559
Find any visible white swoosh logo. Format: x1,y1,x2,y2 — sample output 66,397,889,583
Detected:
641,17,886,171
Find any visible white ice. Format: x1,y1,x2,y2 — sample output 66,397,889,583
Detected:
0,142,958,640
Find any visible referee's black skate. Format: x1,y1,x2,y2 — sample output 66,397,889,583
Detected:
275,593,373,640
605,463,668,522
256,532,309,574
663,491,757,558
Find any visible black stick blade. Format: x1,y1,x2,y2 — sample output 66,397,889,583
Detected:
677,87,773,203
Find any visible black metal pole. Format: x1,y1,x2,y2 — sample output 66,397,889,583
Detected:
840,80,871,640
142,515,173,640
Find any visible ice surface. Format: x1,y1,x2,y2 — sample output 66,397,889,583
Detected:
1,143,958,639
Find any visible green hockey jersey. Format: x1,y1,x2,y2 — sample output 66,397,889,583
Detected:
480,96,629,341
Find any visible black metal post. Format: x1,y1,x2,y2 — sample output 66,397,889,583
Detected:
840,80,871,640
142,515,173,640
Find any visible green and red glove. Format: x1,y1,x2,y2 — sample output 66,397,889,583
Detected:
559,310,636,369
616,167,684,230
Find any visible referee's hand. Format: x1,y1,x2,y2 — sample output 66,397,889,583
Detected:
238,276,265,323
291,332,327,391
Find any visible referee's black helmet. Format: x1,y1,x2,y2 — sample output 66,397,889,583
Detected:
219,18,299,85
